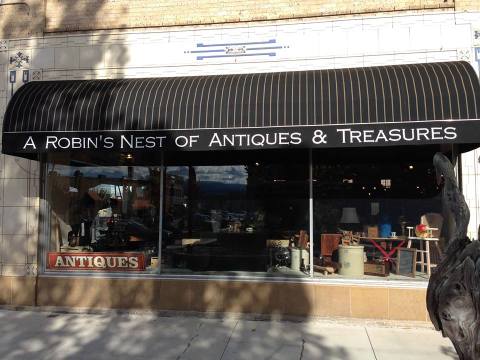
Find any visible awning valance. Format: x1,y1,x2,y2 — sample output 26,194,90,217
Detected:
3,61,480,155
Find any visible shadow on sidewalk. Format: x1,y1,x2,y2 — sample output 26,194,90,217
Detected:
0,309,353,360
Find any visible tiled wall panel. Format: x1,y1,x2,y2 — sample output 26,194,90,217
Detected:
462,148,480,240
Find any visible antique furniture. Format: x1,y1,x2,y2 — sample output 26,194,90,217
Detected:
320,233,342,261
406,226,440,276
358,236,406,264
395,248,417,277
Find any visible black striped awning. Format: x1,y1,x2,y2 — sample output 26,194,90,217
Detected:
2,61,480,155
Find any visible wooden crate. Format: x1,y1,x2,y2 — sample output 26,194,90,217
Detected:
364,226,379,238
364,261,390,276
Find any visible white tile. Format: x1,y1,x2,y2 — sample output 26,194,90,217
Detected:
8,39,30,50
54,47,80,69
3,154,30,178
362,16,394,29
30,160,40,179
378,26,409,53
364,54,395,67
26,205,39,237
131,43,172,67
317,31,348,57
426,51,457,63
333,56,364,69
2,234,28,264
2,206,28,235
410,24,442,51
0,72,6,90
462,150,475,163
3,178,29,206
347,29,378,56
42,71,67,80
1,264,27,276
68,35,92,46
31,47,55,69
91,33,128,45
104,44,130,68
393,52,427,64
0,51,7,66
27,228,38,259
28,178,40,208
43,37,68,48
66,70,92,80
79,45,105,69
0,99,5,118
423,13,453,25
141,32,172,43
334,18,363,31
441,24,471,49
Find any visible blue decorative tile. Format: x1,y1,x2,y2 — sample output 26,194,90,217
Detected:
185,39,289,60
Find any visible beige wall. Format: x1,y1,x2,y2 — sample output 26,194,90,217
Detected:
32,277,427,321
43,0,455,33
3,0,480,38
0,0,45,39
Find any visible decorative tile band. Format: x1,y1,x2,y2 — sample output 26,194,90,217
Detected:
186,39,289,60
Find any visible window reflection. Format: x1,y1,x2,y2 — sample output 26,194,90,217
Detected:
162,151,309,275
313,147,443,281
46,156,160,272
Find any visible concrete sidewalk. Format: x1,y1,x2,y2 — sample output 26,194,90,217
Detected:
0,309,457,360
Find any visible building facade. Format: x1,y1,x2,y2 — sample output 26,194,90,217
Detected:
0,0,480,320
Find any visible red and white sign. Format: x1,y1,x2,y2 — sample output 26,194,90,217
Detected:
47,252,146,271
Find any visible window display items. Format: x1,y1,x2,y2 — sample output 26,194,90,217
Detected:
47,161,161,272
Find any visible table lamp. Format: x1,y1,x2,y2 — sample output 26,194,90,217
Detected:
340,207,360,224
340,207,360,232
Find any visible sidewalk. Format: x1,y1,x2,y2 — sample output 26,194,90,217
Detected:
0,308,457,360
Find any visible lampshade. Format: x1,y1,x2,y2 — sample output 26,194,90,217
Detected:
340,207,360,224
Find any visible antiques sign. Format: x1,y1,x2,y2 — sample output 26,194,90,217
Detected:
47,252,146,271
4,120,479,154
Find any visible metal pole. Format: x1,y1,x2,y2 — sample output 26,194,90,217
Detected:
38,155,48,274
157,152,165,274
309,148,314,278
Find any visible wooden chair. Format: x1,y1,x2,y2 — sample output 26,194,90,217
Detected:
320,233,342,261
407,213,443,276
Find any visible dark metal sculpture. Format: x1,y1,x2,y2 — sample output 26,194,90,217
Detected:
427,152,480,360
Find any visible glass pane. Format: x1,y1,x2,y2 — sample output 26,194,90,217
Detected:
45,153,161,273
162,150,309,277
313,146,443,281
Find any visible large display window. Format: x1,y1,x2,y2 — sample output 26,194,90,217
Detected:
313,146,444,281
162,150,310,276
45,153,161,272
43,146,450,280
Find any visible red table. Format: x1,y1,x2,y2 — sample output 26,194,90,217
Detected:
358,236,406,263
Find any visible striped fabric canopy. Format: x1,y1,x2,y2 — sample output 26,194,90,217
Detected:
4,61,480,134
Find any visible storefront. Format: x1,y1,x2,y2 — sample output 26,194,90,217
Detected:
2,61,480,318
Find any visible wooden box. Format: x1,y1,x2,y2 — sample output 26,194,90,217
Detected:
266,239,290,248
181,238,201,246
364,261,390,276
364,226,379,238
